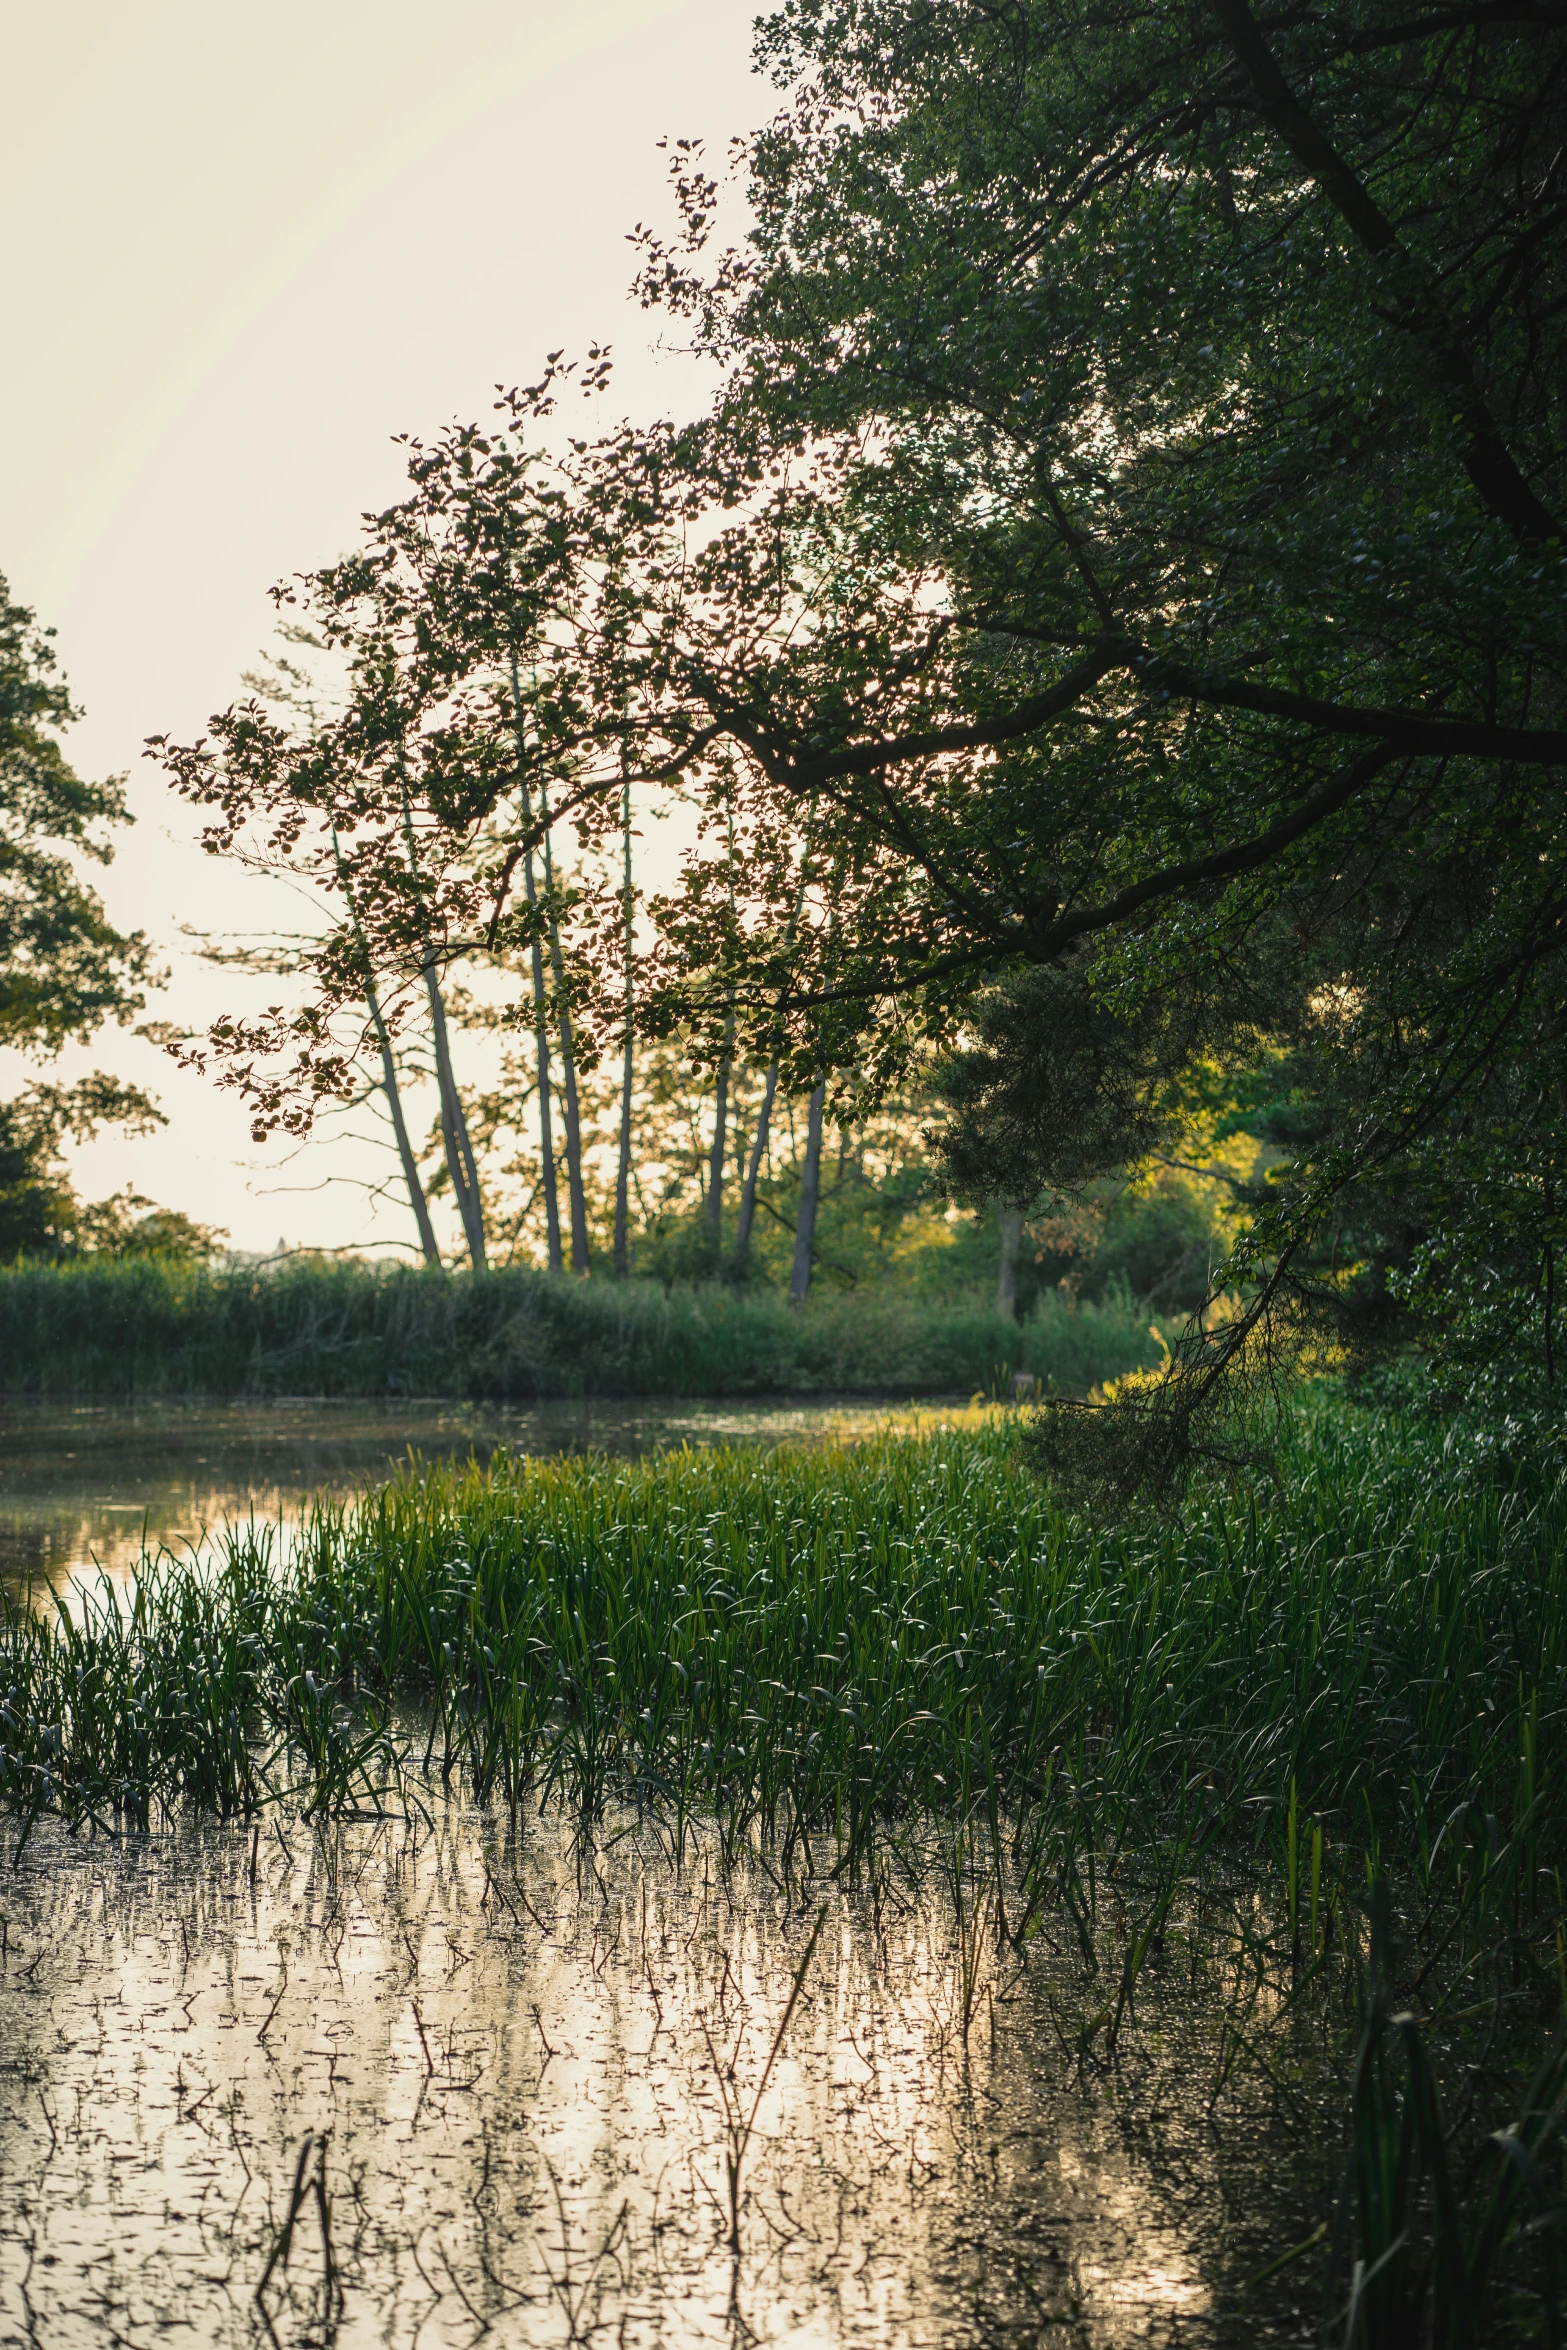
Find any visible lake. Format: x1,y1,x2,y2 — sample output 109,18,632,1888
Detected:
0,1394,965,1598
0,1397,1332,2345
0,1802,1324,2347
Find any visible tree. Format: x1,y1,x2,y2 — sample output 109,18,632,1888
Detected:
1,575,151,1052
0,1076,169,1261
0,573,169,1255
155,0,1567,1457
156,606,500,1269
625,0,1567,1465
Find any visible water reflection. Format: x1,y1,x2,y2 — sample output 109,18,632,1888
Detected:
0,1806,1320,2346
0,1394,964,1598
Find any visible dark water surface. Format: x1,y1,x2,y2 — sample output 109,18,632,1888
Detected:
0,1395,959,1597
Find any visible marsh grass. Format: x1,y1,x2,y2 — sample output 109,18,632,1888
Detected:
3,1394,1567,2335
3,1401,1563,1907
0,1255,1161,1400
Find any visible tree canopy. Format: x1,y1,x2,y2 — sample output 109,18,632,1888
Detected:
1,576,152,1051
0,574,169,1261
159,0,1567,1471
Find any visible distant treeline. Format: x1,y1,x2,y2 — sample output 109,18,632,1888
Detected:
0,1257,1163,1401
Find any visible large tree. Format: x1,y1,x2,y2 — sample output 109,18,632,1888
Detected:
159,0,1567,1463
629,0,1567,1462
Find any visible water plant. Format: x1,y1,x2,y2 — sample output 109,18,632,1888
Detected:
4,1394,1566,2324
0,1398,1560,1957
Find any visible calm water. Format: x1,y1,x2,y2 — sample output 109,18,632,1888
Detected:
0,1402,1333,2344
0,1395,962,1597
0,1804,1326,2347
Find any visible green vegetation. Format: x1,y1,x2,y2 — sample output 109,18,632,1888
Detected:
0,573,201,1257
3,1395,1565,2329
0,1253,1161,1399
153,0,1567,1469
4,1401,1557,1889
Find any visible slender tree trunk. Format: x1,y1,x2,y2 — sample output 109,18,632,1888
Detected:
703,801,738,1267
997,1206,1024,1319
732,1062,778,1280
333,833,440,1267
538,778,591,1272
527,907,562,1274
789,1080,827,1306
614,772,634,1279
508,656,563,1274
424,954,487,1272
367,975,442,1268
705,1010,735,1261
396,769,486,1271
734,804,817,1284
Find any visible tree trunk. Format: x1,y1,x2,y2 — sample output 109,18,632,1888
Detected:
424,954,487,1272
614,772,635,1279
539,778,591,1273
732,1062,777,1280
528,911,562,1274
705,1011,735,1259
997,1206,1024,1318
789,1080,827,1306
367,973,441,1268
333,834,440,1268
396,771,486,1271
509,656,562,1273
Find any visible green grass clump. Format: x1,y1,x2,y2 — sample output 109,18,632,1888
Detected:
3,1399,1562,1914
0,1256,1159,1399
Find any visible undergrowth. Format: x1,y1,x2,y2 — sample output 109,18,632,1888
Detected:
0,1256,1160,1399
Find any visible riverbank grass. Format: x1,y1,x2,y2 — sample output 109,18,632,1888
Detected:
0,1256,1161,1399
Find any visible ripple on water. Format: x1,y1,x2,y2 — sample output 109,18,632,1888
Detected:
0,1804,1329,2347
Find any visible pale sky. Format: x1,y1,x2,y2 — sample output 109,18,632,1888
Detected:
0,0,763,1255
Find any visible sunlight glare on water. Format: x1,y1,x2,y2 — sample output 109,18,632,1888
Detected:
0,1801,1317,2349
0,1396,973,1600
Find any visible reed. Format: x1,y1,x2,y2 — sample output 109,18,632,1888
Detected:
2,1396,1560,1919
0,1256,1160,1400
5,1394,1564,2333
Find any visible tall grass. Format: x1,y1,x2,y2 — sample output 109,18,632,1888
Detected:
3,1399,1561,1907
4,1395,1563,2338
0,1256,1160,1399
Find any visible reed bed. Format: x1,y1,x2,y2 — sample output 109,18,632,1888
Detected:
0,1256,1160,1399
1,1399,1560,1917
5,1396,1566,2337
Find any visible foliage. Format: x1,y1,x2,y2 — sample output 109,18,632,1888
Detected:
0,1253,1160,1398
0,572,194,1257
0,1074,176,1263
0,573,152,1051
148,1,1567,1473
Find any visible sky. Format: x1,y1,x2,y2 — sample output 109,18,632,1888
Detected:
0,0,765,1256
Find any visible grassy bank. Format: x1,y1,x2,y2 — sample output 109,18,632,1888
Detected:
0,1255,1161,1399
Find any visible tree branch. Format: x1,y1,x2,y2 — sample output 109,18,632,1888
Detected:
1029,744,1398,954
1211,0,1565,545
1139,657,1567,761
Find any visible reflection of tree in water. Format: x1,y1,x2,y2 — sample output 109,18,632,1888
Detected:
0,1806,1309,2347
